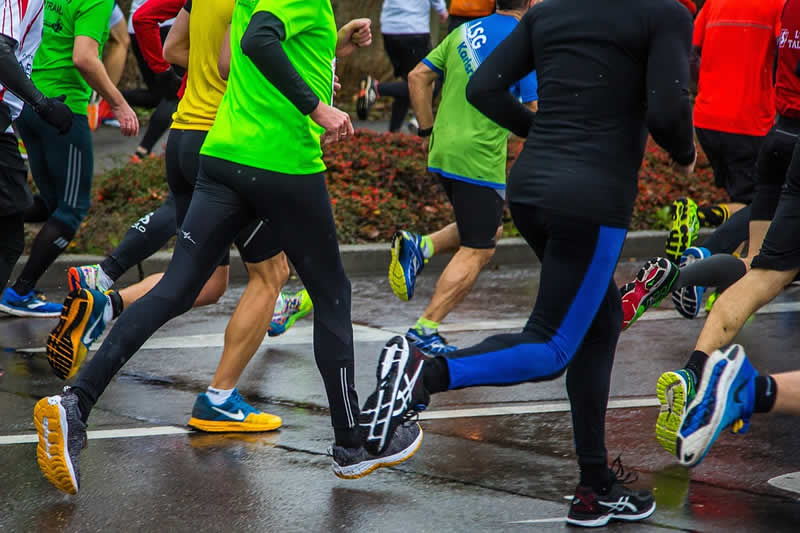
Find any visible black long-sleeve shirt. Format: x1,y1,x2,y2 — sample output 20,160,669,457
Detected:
466,0,695,228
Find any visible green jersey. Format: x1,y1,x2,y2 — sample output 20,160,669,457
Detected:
422,14,538,189
201,0,337,175
33,0,113,115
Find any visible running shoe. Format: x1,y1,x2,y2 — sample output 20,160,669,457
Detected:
406,328,457,355
655,368,696,455
330,421,423,479
671,246,711,319
567,457,656,527
47,289,111,380
676,344,756,467
33,388,87,494
67,264,112,293
356,75,377,120
360,336,431,455
620,258,679,330
407,116,419,135
664,197,699,263
17,138,27,160
187,389,282,432
389,230,426,302
268,289,313,337
0,287,62,317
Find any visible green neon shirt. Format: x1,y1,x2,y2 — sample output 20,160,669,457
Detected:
201,0,337,175
33,0,112,115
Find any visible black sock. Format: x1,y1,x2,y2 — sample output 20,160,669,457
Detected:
579,463,610,492
71,386,92,423
108,290,124,319
697,204,730,227
422,356,450,394
754,375,777,413
100,256,126,283
12,217,76,295
684,350,708,385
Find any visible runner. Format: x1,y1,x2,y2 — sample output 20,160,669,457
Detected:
33,2,417,495
389,0,538,354
447,0,494,32
0,0,139,318
0,0,73,293
359,0,695,526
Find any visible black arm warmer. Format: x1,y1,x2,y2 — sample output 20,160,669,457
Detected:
465,11,536,138
241,11,320,116
689,45,701,85
646,6,695,166
0,34,47,112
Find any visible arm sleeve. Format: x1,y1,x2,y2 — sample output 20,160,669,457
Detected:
465,11,536,137
133,0,186,74
240,11,319,115
646,3,695,166
517,71,538,104
0,34,46,109
692,3,707,48
74,0,114,43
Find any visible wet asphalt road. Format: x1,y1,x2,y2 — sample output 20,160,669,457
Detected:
2,263,800,532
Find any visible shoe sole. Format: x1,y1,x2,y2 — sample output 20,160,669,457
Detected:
33,397,79,494
67,267,84,292
187,417,282,433
677,345,746,467
333,424,424,480
47,291,91,380
360,336,416,455
388,232,411,302
0,302,62,318
672,286,702,319
566,501,656,528
665,199,698,262
655,371,690,455
623,258,678,330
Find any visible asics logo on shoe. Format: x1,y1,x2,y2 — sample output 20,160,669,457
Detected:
599,497,637,513
181,231,197,245
211,406,245,421
82,312,104,346
410,253,420,274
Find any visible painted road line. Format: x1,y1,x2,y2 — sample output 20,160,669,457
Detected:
416,397,660,421
0,426,191,445
768,472,800,494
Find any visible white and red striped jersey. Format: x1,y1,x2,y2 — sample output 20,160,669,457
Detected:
0,0,45,125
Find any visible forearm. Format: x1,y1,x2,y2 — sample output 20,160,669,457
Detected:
76,55,127,106
0,36,47,110
241,11,318,115
408,71,435,129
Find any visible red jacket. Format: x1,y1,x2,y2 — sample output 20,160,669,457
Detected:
132,0,185,74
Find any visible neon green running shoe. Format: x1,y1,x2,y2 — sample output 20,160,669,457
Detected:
664,198,699,263
268,289,312,337
655,368,696,455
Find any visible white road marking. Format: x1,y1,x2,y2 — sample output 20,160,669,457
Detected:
0,397,660,446
508,517,564,524
768,472,800,494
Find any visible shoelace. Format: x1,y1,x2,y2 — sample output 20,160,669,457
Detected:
610,455,638,485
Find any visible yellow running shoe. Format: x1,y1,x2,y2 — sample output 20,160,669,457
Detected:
655,368,696,455
47,289,111,380
664,198,699,263
187,389,282,432
33,390,86,494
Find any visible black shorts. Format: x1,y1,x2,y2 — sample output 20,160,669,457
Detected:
0,132,31,215
382,33,431,79
438,175,505,249
751,116,800,220
751,139,800,272
165,128,281,265
695,127,763,204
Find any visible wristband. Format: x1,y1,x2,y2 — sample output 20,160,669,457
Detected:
417,127,433,137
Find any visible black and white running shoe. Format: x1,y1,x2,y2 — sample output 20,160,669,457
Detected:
359,336,430,455
566,457,656,528
330,422,423,479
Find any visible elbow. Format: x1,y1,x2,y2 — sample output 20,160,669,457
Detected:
240,33,258,61
465,77,483,109
72,51,93,74
218,61,229,81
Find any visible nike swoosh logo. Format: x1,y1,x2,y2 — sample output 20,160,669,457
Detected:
82,312,104,346
211,406,246,421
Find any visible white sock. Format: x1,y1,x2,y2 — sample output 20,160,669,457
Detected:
272,292,286,316
206,386,234,406
97,265,114,292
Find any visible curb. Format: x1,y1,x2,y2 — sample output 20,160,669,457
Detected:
17,229,713,290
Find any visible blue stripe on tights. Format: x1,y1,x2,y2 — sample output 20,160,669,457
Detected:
446,225,627,389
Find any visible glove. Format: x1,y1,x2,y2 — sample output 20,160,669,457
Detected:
154,67,183,99
35,95,72,135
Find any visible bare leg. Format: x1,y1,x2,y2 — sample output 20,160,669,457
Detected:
210,253,290,389
427,223,460,256
773,372,800,415
421,246,494,323
118,265,230,308
741,220,771,268
695,267,798,354
727,202,746,216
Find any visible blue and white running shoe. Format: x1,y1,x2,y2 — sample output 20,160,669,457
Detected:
389,231,426,301
406,328,457,355
671,246,711,319
187,389,282,432
0,287,62,317
676,344,756,467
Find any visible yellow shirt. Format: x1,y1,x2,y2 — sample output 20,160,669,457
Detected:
171,0,233,131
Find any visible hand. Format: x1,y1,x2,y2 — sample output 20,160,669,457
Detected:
333,74,341,99
336,18,372,58
310,101,353,144
439,11,449,24
671,146,697,178
36,95,72,135
154,67,183,99
110,99,140,137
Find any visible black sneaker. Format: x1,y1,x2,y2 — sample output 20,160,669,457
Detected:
356,75,377,120
566,458,656,528
330,422,423,479
359,336,430,455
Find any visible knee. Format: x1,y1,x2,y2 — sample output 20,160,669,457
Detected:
459,246,495,269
